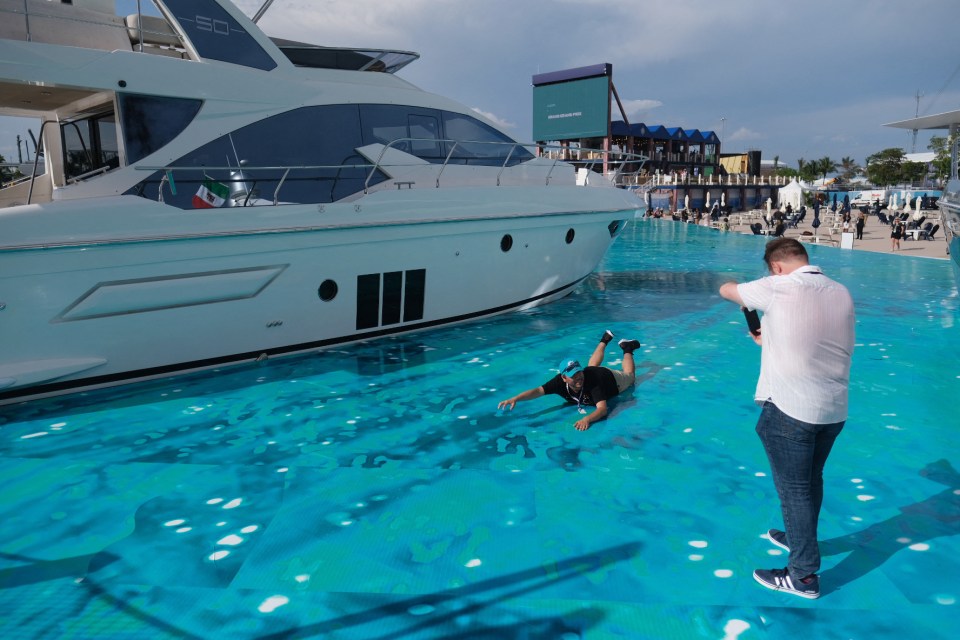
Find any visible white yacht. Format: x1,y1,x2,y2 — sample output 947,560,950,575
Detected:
0,0,644,403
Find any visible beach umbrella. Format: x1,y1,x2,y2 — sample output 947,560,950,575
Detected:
684,194,690,210
831,193,837,211
721,192,726,207
705,191,711,208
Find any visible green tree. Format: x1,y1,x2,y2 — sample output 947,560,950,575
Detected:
900,161,927,185
929,135,955,185
816,156,837,181
797,157,818,182
838,156,859,182
775,166,799,178
865,148,905,186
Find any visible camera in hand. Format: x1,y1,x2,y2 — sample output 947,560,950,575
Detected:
742,308,761,336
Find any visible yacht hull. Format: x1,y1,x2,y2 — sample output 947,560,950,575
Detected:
939,178,960,284
0,187,636,403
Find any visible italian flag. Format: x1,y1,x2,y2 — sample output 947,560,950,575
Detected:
192,179,229,209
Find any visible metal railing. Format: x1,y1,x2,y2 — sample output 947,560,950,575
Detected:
0,0,184,53
7,136,648,207
7,137,649,207
363,138,646,192
127,139,648,208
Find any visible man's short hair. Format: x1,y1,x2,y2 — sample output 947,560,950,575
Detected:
763,237,808,268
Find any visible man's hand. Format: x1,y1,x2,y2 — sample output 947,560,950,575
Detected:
574,401,607,431
498,399,516,411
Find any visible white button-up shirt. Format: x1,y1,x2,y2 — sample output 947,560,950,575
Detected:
737,264,855,424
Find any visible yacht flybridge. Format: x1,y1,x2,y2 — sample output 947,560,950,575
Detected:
0,0,645,403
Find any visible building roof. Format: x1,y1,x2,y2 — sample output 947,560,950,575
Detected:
884,109,960,130
610,121,722,144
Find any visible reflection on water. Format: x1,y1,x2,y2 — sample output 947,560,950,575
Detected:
1,220,959,638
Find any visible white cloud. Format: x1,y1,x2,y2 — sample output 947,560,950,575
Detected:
240,0,435,49
471,108,515,130
620,99,663,120
727,127,763,143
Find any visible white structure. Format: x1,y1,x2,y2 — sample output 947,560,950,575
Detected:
777,179,805,211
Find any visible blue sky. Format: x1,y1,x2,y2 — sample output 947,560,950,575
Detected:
2,0,959,170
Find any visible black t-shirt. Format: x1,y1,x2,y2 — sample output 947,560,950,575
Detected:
541,366,620,407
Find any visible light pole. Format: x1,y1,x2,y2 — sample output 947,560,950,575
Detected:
720,117,726,142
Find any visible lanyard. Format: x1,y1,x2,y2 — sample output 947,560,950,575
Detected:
566,383,587,413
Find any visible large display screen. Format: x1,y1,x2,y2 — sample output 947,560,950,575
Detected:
532,75,610,141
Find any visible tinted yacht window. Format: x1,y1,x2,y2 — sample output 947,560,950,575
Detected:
129,103,534,208
162,0,277,71
359,105,530,165
132,105,370,207
62,112,118,181
408,114,441,157
359,105,443,160
119,94,202,163
441,112,533,166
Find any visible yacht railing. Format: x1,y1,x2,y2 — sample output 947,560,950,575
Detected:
130,139,647,208
10,136,647,207
363,138,647,192
0,0,184,56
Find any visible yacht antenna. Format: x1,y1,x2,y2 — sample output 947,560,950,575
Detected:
252,0,277,23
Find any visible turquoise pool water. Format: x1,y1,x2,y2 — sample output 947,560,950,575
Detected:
1,220,959,638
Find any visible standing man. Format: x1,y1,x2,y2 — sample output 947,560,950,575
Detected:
498,331,640,431
719,238,855,599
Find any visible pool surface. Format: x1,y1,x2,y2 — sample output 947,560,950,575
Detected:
2,220,959,638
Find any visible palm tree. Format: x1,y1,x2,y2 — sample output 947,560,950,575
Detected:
817,156,837,182
839,156,858,182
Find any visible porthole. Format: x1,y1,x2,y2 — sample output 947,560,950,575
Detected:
318,279,338,301
565,228,575,244
500,234,513,252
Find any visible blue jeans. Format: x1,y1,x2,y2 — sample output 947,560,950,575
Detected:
756,401,844,579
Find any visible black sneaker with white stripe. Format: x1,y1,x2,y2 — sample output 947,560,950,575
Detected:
767,529,789,552
618,338,640,354
753,567,820,599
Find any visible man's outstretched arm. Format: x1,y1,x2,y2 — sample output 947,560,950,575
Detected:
498,387,545,410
